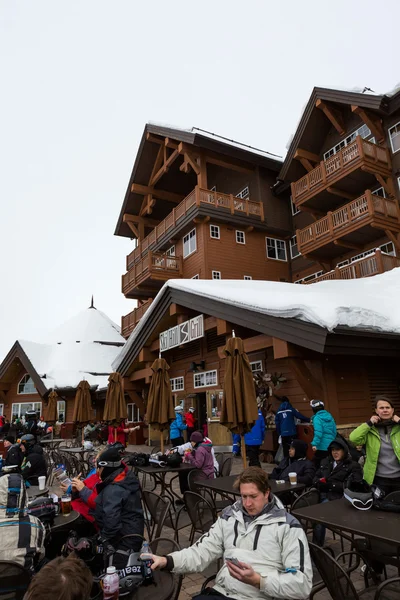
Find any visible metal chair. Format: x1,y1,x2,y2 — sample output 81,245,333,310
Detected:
0,560,32,600
142,490,192,544
214,453,224,476
183,491,217,544
135,537,183,600
310,542,400,599
187,469,209,492
141,491,172,541
220,457,233,477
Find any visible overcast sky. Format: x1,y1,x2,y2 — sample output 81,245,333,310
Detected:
0,0,398,361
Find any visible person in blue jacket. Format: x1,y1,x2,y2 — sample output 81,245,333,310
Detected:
244,409,266,467
275,396,310,457
232,433,241,457
170,406,187,446
310,399,337,467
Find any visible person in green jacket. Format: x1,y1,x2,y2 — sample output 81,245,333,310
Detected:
349,396,400,494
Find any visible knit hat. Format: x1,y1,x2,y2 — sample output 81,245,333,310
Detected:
310,399,324,409
189,407,195,413
190,431,203,444
97,447,122,480
4,435,15,444
290,439,308,459
174,406,183,412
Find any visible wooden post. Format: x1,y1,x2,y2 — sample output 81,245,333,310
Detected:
230,195,235,215
241,436,247,469
375,248,384,274
160,430,164,453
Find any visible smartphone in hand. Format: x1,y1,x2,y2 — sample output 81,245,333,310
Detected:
225,557,245,569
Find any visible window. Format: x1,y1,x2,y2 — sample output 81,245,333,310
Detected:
236,230,245,244
323,124,373,160
170,376,184,392
166,246,175,256
290,235,300,258
194,370,218,388
210,186,216,192
192,274,199,279
380,242,395,256
372,187,387,198
127,403,140,423
266,237,287,261
12,402,42,418
212,271,221,279
336,259,349,268
294,270,324,284
57,400,65,422
18,375,36,395
250,360,263,373
244,275,252,280
291,197,300,216
388,121,400,153
236,186,250,199
0,405,3,416
210,225,220,239
183,228,196,258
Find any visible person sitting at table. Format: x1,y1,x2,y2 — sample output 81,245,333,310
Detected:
0,473,45,570
3,435,23,467
19,434,47,486
170,405,187,446
144,466,313,600
349,395,400,495
93,446,144,569
270,439,315,487
169,433,219,475
312,437,363,547
23,555,93,600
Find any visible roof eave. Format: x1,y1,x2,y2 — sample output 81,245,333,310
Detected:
0,342,48,397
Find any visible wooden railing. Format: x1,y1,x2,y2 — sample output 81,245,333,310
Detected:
122,251,183,295
292,137,391,205
126,186,264,268
302,250,400,284
121,299,153,338
297,191,400,253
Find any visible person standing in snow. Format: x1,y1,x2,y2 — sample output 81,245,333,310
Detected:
275,396,310,457
310,399,337,467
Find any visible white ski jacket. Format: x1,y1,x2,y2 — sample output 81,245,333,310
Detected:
168,495,312,599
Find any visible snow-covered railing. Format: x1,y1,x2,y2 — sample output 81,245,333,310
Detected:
122,251,182,295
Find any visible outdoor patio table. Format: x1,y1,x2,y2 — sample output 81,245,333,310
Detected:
292,498,400,547
196,474,305,499
51,509,80,531
40,438,64,448
27,485,49,499
135,463,196,504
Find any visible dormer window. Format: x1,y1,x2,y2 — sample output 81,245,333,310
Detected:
18,375,36,395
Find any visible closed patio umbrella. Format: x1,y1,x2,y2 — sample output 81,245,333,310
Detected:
43,389,58,423
104,372,127,442
147,358,175,453
220,334,258,468
72,380,92,443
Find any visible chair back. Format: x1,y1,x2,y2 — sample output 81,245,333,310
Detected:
142,491,172,540
0,560,31,600
291,488,320,510
215,453,224,471
383,491,400,505
220,457,233,477
184,491,217,535
187,469,209,492
309,543,359,600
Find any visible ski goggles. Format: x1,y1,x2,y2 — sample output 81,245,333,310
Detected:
344,493,373,511
96,460,121,468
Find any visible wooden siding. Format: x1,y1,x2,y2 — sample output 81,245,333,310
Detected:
2,369,43,420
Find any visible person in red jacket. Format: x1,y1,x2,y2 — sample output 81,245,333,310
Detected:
185,407,196,441
107,419,135,446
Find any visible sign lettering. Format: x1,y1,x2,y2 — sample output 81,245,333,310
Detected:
159,315,204,353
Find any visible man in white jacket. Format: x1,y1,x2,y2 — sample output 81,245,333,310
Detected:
145,467,313,600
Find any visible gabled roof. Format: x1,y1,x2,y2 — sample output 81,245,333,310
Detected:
278,86,397,182
0,306,125,395
115,123,283,238
113,268,400,375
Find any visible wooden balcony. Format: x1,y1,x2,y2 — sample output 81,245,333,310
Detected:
291,137,392,211
121,299,153,338
297,191,400,258
302,250,400,284
126,186,264,269
122,251,183,298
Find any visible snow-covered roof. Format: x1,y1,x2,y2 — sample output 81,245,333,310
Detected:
113,268,400,369
18,307,125,392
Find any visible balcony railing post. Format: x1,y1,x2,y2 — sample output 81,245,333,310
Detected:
260,202,264,222
229,194,235,215
195,186,200,206
245,199,249,216
356,135,363,159
321,160,327,184
327,211,334,235
334,266,341,279
366,189,375,217
375,249,384,274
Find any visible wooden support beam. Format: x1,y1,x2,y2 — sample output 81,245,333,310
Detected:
272,338,303,359
130,367,153,382
193,215,210,224
205,156,254,175
198,154,207,188
333,239,363,251
351,106,385,143
125,221,140,238
125,390,145,413
0,390,6,402
299,158,314,173
316,99,345,136
288,358,323,400
179,160,191,174
374,174,395,198
149,148,180,187
217,319,233,336
138,347,157,363
294,148,320,164
177,143,201,175
123,214,160,228
303,255,332,271
148,145,164,186
146,132,165,144
131,183,183,204
327,187,354,201
139,194,157,217
164,137,179,149
170,304,189,317
0,383,10,391
297,205,325,217
245,225,254,233
384,230,400,254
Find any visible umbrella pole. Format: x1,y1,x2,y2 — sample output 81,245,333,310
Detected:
160,430,164,454
241,437,247,469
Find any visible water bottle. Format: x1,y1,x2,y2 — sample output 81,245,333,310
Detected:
140,540,154,585
103,566,119,599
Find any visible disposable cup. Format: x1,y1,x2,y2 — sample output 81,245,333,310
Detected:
289,472,297,485
38,476,46,491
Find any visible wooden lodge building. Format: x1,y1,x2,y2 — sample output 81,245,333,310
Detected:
0,303,127,426
113,88,400,443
